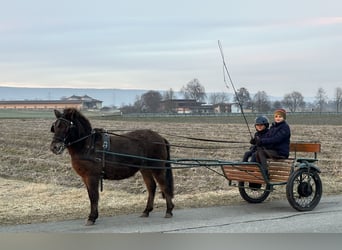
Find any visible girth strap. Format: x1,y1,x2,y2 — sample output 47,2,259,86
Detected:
100,132,110,192
102,132,111,151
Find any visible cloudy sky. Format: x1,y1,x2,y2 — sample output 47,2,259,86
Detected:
1,0,341,99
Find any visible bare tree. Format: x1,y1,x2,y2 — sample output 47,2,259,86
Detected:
163,88,176,113
163,88,176,101
234,87,252,109
133,95,144,113
252,91,271,112
181,78,206,102
315,87,328,113
141,90,162,113
282,91,306,112
334,87,342,113
209,92,230,104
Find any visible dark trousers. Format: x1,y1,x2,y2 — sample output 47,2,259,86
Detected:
243,150,257,162
255,149,286,174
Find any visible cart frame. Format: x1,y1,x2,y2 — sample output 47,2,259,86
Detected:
221,141,322,211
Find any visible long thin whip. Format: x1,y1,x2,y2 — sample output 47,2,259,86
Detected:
218,40,253,138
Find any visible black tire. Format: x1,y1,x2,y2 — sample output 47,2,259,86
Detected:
238,181,271,203
286,168,322,211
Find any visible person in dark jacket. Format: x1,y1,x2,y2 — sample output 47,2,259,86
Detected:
255,109,291,176
243,115,270,162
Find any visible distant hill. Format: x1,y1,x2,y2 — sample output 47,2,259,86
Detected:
0,87,150,107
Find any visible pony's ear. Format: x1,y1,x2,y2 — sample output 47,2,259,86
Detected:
54,109,62,118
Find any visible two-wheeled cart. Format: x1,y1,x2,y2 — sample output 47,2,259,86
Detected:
173,141,322,211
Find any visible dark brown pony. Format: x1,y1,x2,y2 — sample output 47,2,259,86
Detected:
50,108,174,225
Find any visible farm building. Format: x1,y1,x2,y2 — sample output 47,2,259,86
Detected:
61,95,102,109
160,99,233,114
0,95,102,110
160,99,205,114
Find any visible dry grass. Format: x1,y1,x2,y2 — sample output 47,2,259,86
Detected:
0,117,342,225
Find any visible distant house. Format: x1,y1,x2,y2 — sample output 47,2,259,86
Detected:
160,99,205,114
0,95,102,110
160,99,234,114
230,103,254,113
213,103,232,113
62,95,102,109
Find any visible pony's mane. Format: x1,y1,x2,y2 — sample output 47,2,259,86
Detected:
63,108,92,135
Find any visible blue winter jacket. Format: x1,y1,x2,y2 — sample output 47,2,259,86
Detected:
259,121,291,158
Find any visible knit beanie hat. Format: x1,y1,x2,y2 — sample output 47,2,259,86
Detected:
274,108,286,120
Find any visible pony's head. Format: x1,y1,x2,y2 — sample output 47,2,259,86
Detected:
50,108,92,154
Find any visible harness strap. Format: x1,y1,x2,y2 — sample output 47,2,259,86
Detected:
100,131,110,192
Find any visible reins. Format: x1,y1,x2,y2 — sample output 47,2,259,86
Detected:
65,132,95,147
158,132,246,144
54,115,247,149
59,128,248,154
103,130,247,149
52,113,248,164
52,118,249,191
96,149,231,177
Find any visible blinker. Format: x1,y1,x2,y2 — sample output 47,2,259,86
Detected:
50,124,55,133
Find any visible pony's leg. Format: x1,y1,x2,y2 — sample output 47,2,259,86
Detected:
82,176,100,225
153,171,174,218
140,171,157,217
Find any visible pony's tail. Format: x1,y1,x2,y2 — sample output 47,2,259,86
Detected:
164,138,174,198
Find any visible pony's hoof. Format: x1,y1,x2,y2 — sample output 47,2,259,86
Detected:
164,213,173,218
140,213,149,218
85,220,95,226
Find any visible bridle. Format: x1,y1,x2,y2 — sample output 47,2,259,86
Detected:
51,117,75,145
51,117,96,151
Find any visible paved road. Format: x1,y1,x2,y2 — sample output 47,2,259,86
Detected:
1,195,341,233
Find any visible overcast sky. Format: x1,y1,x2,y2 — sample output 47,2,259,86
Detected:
1,0,341,99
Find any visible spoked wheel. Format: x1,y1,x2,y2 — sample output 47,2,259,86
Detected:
238,182,271,203
286,168,322,211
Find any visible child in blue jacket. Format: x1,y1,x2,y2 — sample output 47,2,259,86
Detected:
243,115,269,162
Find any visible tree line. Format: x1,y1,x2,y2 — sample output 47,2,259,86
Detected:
119,78,342,114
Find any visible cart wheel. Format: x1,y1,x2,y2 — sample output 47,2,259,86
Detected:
286,168,322,211
238,182,271,203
